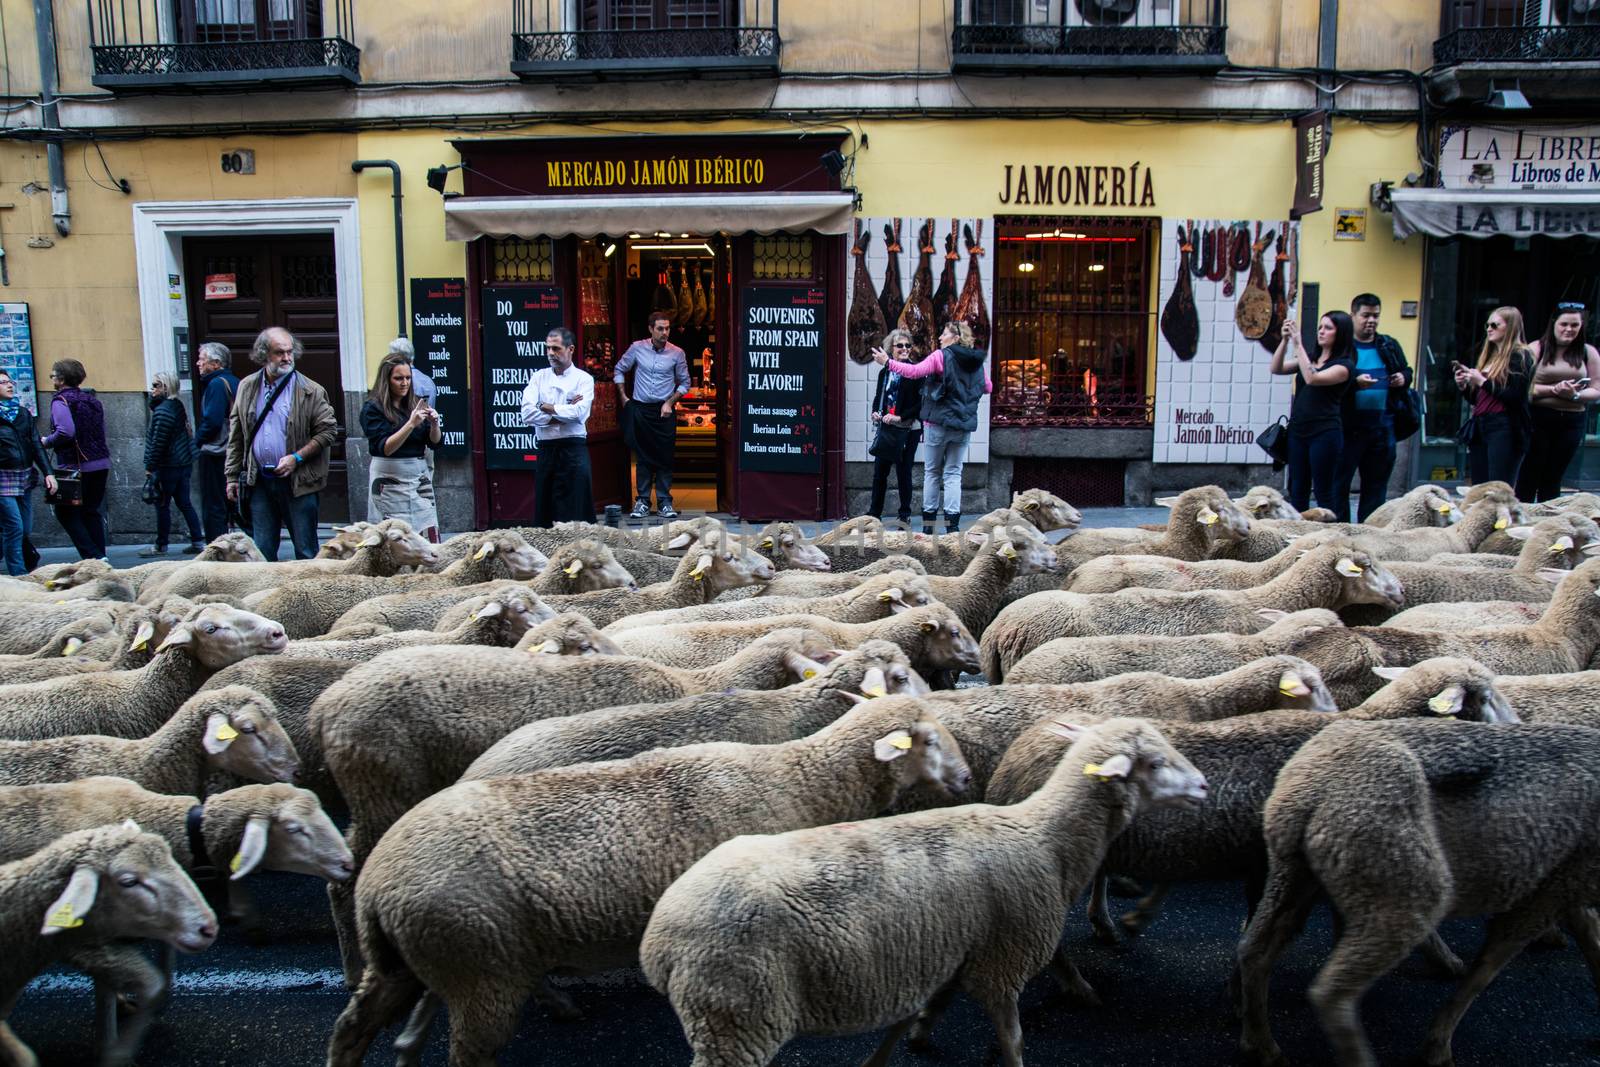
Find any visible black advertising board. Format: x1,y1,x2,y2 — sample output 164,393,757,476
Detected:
480,285,564,471
409,277,469,457
739,286,824,474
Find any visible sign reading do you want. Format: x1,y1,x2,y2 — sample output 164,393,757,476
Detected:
740,286,824,475
480,286,564,471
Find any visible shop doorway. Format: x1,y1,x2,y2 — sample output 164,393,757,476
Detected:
182,234,350,522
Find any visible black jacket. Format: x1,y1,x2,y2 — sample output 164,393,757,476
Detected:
922,345,989,433
1341,332,1414,421
1467,347,1536,443
871,365,923,426
0,406,52,477
145,397,197,470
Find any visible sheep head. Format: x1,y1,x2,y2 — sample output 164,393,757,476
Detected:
909,607,981,675
756,523,831,572
358,521,441,571
157,605,287,667
1267,656,1338,713
1369,657,1518,724
849,696,972,799
196,686,301,784
1011,488,1082,531
1307,546,1404,610
991,527,1061,576
659,516,727,554
866,572,936,613
685,545,776,595
829,641,930,699
1046,718,1208,812
515,612,625,657
471,532,548,580
466,588,557,641
1237,487,1299,521
316,523,374,560
41,824,218,954
550,540,638,593
210,784,353,883
202,531,268,562
1156,486,1250,555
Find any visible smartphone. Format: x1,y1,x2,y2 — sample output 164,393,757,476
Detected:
1576,378,1592,390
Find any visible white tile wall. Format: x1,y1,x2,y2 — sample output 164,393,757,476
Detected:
845,217,995,464
1152,218,1299,465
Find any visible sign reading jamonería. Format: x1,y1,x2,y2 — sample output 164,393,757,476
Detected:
740,286,824,475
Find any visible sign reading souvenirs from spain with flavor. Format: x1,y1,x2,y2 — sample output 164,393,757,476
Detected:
1153,218,1299,465
480,285,564,471
740,286,824,474
410,278,469,458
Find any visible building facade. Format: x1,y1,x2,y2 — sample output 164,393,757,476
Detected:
3,0,1578,536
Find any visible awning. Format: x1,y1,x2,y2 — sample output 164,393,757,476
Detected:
444,192,857,242
1389,187,1600,240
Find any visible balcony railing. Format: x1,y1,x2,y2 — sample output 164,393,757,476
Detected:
952,0,1227,71
511,0,780,79
1435,0,1600,65
88,0,360,90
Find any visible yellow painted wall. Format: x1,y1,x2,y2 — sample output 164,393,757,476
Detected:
1339,0,1437,72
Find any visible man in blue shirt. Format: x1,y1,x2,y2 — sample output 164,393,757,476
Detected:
1335,293,1412,522
614,311,690,519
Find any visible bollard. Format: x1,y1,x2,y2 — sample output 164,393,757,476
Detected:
604,503,621,528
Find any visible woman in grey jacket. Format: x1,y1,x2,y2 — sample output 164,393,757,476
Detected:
142,371,204,556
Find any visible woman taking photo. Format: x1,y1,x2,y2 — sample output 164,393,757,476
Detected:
1516,302,1600,502
361,352,442,541
141,371,204,557
1271,312,1355,513
866,328,923,527
873,320,991,533
0,370,55,576
41,359,109,561
1454,306,1534,487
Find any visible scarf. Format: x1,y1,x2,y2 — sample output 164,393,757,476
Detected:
0,396,20,423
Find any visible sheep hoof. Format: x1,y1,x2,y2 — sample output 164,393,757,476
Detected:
1118,911,1150,937
1091,920,1120,946
1107,876,1145,897
1535,925,1567,950
1237,1038,1288,1067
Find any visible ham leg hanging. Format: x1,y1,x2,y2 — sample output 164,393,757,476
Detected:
898,218,937,358
847,220,888,365
878,219,906,338
954,220,991,349
931,219,960,333
1161,223,1200,362
1235,223,1275,341
1259,224,1290,353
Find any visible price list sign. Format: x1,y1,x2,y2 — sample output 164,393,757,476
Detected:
739,286,824,474
409,278,469,457
480,285,564,471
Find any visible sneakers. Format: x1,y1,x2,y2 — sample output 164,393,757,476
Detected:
629,499,651,520
137,545,171,558
657,502,679,519
182,542,205,555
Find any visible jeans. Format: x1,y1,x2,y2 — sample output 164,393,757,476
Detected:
1516,407,1586,503
54,467,108,560
246,476,320,561
1467,411,1526,487
920,422,970,516
1333,414,1397,523
1286,424,1344,514
154,464,204,549
197,451,229,542
869,426,920,522
0,491,30,576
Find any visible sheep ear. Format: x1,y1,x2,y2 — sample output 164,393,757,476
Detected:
563,559,584,577
203,712,239,755
1504,525,1534,541
859,666,888,698
964,526,990,546
689,554,713,580
759,536,775,549
1371,665,1409,681
230,817,270,880
1549,535,1576,553
129,621,156,652
665,532,695,550
1153,496,1180,508
1429,685,1465,717
359,531,383,547
1278,671,1311,697
835,690,869,705
1083,754,1134,780
1334,557,1365,577
1584,542,1600,556
155,624,195,654
1535,567,1567,585
995,540,1018,560
529,638,561,654
1492,509,1511,531
1255,608,1289,623
872,729,915,762
41,865,99,934
876,586,905,606
473,542,496,561
784,651,826,680
1020,499,1039,511
919,620,937,633
1195,505,1220,526
1045,719,1087,742
471,600,505,621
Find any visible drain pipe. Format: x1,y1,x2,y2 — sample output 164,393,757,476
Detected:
352,160,406,337
32,0,70,237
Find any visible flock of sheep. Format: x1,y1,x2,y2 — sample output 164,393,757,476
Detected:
1,478,1598,1067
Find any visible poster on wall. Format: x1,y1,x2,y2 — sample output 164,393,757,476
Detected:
1152,219,1300,465
740,286,824,474
843,217,994,465
0,303,38,415
480,285,564,471
410,278,470,458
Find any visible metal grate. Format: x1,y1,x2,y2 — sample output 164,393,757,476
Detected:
203,255,259,299
281,254,337,299
88,0,359,87
952,0,1227,65
1013,457,1125,508
512,0,779,75
752,235,814,280
1436,0,1600,61
489,237,555,283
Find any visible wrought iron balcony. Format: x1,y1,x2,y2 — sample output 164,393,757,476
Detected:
88,0,360,90
952,0,1227,72
511,0,779,79
1435,5,1600,65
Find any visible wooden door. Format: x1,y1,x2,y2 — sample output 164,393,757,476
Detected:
184,234,349,522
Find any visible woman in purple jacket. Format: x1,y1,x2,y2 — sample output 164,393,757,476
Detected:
41,359,111,560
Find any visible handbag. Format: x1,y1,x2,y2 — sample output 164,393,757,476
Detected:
1456,415,1480,448
868,420,913,460
45,468,82,506
141,472,162,506
1254,415,1290,468
1391,387,1423,443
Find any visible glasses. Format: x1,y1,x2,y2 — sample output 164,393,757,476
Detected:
892,343,912,349
1487,321,1504,329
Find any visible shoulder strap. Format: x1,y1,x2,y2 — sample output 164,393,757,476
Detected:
244,373,294,456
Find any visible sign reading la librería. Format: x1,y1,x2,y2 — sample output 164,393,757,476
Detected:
1441,124,1600,190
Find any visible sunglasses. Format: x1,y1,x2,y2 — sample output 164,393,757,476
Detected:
1558,302,1586,312
892,343,912,349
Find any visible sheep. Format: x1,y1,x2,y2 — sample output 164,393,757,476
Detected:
279,585,553,662
1236,485,1302,521
1493,669,1600,728
981,544,1403,682
0,575,135,604
328,579,551,634
462,640,928,779
818,507,1059,577
528,538,638,595
314,522,378,559
0,602,133,656
30,531,262,595
1427,511,1600,570
1049,484,1252,573
530,514,728,557
314,628,838,983
602,570,937,632
0,596,198,685
1065,543,1306,594
1293,498,1512,562
604,604,982,678
242,530,548,639
757,554,928,597
0,824,217,1067
1234,718,1600,1067
21,555,113,588
640,717,1204,1067
0,613,119,672
1382,598,1550,632
200,657,356,802
1526,490,1600,520
812,514,887,547
1365,483,1457,527
510,544,776,630
141,519,440,602
0,605,287,741
1004,608,1345,686
747,521,833,572
1281,557,1600,707
608,544,686,586
323,696,973,1067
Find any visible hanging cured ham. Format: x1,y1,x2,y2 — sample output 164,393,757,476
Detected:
1223,224,1249,298
1259,225,1290,353
1235,224,1275,341
954,221,991,349
705,266,716,327
931,219,960,331
690,264,708,329
897,219,937,358
878,220,906,339
675,261,695,327
1161,223,1200,361
847,220,888,365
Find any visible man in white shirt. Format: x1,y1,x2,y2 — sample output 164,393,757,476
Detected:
520,326,595,526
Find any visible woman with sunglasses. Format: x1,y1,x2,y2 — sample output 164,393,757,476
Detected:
1517,301,1600,503
865,329,924,527
1454,306,1534,487
0,370,55,575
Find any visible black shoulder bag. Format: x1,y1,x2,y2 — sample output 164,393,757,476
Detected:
229,374,294,528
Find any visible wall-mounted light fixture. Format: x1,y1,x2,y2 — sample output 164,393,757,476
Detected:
1486,79,1531,110
426,163,463,194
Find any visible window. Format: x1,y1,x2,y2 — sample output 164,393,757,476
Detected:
583,0,736,30
183,0,322,43
990,215,1157,427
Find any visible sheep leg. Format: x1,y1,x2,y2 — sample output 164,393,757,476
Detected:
77,945,168,1067
860,1016,918,1067
967,983,1024,1067
446,981,534,1067
1234,861,1319,1066
1308,916,1438,1067
1119,882,1171,936
1086,872,1117,944
1561,906,1600,1008
327,879,365,988
1044,950,1101,1007
392,993,441,1067
904,979,961,1052
0,1021,40,1067
1419,930,1466,977
326,970,425,1067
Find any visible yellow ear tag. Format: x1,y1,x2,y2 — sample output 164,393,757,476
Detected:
1428,694,1458,717
229,852,244,874
214,722,239,742
888,735,912,750
1278,673,1303,696
43,580,57,590
802,668,817,679
760,537,774,548
1494,517,1508,530
1022,500,1038,510
563,560,582,577
45,903,84,929
1196,507,1219,526
130,638,147,652
877,590,893,602
1083,763,1108,778
1335,559,1364,577
473,543,493,561
864,684,888,698
1001,545,1018,559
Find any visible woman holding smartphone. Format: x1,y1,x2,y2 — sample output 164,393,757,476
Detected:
361,351,442,541
1454,306,1534,488
1517,302,1600,502
1271,311,1355,513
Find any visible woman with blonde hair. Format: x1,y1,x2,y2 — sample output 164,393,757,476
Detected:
1454,305,1535,486
873,319,991,533
866,327,924,527
141,370,204,556
361,351,441,540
